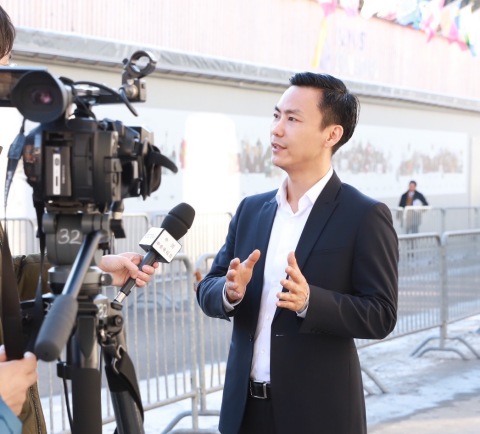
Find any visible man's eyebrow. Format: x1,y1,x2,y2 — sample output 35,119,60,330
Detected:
274,106,303,115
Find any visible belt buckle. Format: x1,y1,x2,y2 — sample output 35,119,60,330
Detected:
250,381,269,399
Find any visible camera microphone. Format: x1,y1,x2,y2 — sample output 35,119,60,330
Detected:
113,202,195,303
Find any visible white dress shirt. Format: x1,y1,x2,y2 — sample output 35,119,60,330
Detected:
224,167,334,383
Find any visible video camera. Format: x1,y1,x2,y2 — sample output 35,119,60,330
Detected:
0,50,177,217
0,52,180,433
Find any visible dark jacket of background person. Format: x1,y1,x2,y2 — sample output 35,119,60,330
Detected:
197,172,399,434
398,190,428,207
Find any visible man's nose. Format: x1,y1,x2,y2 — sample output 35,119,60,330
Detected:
271,119,284,136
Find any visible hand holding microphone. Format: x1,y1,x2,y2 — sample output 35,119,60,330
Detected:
114,202,195,303
98,252,159,287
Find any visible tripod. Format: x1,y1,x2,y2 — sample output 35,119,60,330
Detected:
33,212,145,434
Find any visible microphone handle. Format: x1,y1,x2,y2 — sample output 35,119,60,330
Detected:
114,250,158,303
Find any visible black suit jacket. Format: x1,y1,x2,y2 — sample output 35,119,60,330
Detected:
197,172,399,434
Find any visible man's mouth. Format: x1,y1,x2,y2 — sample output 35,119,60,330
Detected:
271,142,285,151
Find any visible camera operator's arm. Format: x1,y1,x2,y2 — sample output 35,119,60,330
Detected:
0,345,38,416
98,252,159,287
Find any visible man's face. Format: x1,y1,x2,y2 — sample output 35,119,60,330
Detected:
408,182,416,192
270,85,332,176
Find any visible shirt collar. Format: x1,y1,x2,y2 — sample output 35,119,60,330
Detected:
275,167,334,209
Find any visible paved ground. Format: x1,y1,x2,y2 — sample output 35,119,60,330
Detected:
369,392,480,433
364,315,480,434
102,314,480,434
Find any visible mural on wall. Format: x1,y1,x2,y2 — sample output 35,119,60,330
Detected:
95,106,469,212
1,104,469,217
334,125,468,200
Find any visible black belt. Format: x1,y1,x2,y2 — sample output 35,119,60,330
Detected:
249,380,272,399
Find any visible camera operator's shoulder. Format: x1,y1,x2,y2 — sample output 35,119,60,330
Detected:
14,254,50,301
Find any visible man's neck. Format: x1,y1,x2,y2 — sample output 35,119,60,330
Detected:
286,167,331,212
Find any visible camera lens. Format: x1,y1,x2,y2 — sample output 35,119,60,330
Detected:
31,88,54,105
11,70,71,123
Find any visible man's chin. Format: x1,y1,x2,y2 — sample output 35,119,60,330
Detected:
271,157,284,170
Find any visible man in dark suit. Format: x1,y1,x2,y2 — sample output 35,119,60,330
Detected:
196,72,398,434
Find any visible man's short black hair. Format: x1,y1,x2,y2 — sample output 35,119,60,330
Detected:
289,72,360,155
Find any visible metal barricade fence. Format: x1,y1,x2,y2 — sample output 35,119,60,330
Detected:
111,213,150,254
443,230,480,323
393,206,444,235
357,233,442,350
1,217,37,255
391,233,443,339
151,211,232,267
443,207,480,232
4,214,480,432
390,206,480,235
411,229,480,359
194,253,232,419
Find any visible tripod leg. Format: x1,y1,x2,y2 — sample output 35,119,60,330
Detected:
108,387,145,434
70,366,103,434
66,303,103,434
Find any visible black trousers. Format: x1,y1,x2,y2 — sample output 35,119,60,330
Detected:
238,395,276,434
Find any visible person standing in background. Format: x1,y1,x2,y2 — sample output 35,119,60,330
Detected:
398,180,429,233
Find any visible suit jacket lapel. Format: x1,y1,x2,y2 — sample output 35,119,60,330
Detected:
247,196,277,327
294,172,341,269
251,197,277,285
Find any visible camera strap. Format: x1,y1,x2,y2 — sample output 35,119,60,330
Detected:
1,121,30,360
104,346,145,427
4,119,26,210
3,119,48,355
21,201,48,354
0,224,25,360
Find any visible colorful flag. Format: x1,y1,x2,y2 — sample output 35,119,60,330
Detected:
457,3,476,53
376,0,402,21
396,0,422,27
339,0,360,16
439,0,461,41
419,0,445,42
316,0,338,17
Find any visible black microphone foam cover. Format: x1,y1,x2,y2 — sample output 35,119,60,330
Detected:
162,202,195,240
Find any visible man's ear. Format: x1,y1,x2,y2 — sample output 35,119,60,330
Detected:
324,125,344,150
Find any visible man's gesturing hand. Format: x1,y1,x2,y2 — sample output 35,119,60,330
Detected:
277,251,310,313
225,249,261,304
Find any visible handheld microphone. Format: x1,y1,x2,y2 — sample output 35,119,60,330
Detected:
114,202,195,303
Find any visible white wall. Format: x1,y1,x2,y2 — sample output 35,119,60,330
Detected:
3,58,480,220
